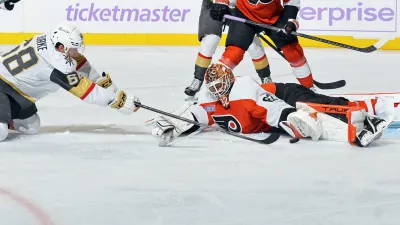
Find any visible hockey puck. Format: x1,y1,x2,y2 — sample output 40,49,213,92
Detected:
290,137,300,144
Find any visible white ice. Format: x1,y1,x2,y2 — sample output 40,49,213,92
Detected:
0,45,400,225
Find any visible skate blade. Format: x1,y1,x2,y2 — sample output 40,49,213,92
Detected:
185,96,198,102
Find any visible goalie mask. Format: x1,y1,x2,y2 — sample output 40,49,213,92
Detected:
205,63,235,108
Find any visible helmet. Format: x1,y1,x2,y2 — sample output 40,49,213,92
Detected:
50,24,85,56
205,63,235,108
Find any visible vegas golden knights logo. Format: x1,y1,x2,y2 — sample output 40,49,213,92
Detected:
247,0,273,5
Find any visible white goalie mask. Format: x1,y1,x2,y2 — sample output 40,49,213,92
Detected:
205,63,235,108
50,24,85,57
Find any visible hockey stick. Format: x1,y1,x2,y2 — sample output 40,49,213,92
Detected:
224,15,386,53
256,34,346,89
135,101,280,144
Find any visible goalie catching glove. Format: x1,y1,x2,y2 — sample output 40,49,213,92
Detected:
148,103,208,146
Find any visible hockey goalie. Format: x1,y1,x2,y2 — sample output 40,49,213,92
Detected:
149,63,393,147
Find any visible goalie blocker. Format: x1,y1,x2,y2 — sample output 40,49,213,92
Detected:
149,63,392,147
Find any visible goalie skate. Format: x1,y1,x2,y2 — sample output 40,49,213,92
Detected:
355,116,393,147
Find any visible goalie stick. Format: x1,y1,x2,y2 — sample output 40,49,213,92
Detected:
135,101,281,145
256,34,346,89
224,15,386,53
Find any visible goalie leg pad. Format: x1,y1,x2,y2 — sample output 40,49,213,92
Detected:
286,107,323,141
298,102,390,147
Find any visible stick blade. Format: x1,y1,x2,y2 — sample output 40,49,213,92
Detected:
314,79,346,89
361,46,378,53
257,133,280,144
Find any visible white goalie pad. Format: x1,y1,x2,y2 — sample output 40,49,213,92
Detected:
317,111,365,143
333,93,399,120
296,102,366,143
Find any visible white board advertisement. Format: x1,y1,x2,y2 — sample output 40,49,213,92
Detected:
22,0,200,33
297,0,398,38
0,0,399,38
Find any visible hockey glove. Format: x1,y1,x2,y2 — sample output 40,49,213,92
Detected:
151,114,200,147
150,103,202,138
2,0,20,11
108,89,140,115
277,19,299,38
210,0,230,21
152,117,178,136
96,72,117,91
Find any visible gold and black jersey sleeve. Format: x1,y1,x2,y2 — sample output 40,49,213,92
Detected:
50,68,95,100
73,54,87,70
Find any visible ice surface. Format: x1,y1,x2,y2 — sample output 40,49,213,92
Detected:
1,45,400,225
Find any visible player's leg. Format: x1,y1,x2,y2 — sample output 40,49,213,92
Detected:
8,96,40,135
219,8,258,69
185,0,224,98
12,114,40,135
247,36,272,83
264,82,352,122
263,82,390,146
274,83,348,105
264,82,393,122
0,92,11,141
266,17,315,89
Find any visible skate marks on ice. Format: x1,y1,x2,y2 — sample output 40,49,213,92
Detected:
3,124,148,142
4,124,268,149
280,199,400,224
3,123,398,148
39,124,149,135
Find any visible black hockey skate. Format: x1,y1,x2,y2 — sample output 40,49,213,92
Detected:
184,78,203,101
355,116,391,147
261,76,272,84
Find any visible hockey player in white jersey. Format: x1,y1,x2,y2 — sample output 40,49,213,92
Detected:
150,63,391,147
0,24,140,141
0,0,20,11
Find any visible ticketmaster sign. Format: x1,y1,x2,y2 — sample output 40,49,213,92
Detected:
298,0,398,34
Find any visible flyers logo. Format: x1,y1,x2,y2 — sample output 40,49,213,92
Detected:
247,0,273,5
212,115,242,133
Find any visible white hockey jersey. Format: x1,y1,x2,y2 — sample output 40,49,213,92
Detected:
0,33,115,107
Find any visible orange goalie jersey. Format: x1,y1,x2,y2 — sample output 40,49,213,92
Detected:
236,0,300,25
194,76,294,133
